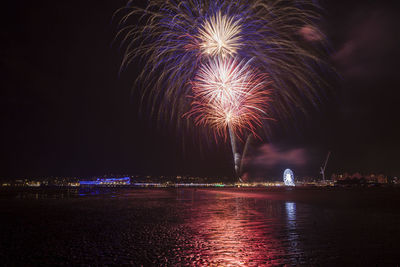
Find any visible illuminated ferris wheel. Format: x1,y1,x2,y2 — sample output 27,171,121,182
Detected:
283,169,295,186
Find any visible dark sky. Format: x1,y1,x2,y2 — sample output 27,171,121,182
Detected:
1,0,400,179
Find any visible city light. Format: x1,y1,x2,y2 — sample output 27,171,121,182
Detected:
79,177,130,186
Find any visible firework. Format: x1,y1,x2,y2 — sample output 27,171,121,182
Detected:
185,57,272,141
115,0,333,178
115,0,331,129
192,11,243,58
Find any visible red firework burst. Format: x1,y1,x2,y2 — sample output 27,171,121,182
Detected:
186,57,273,141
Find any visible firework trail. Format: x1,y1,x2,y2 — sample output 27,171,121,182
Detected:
184,57,272,175
240,134,253,176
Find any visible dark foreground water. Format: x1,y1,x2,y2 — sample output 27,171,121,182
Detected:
1,187,399,266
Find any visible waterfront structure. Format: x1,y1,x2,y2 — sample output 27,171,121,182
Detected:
283,169,295,186
79,177,130,186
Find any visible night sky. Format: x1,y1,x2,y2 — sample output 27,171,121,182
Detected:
1,0,400,179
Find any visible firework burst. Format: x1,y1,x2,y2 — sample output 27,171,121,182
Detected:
185,57,272,141
115,0,332,133
193,11,243,58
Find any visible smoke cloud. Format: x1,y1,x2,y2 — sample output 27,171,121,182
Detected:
242,144,308,179
332,8,398,80
298,25,323,42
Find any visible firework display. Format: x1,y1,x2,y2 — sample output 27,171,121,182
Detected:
115,0,331,176
185,57,271,140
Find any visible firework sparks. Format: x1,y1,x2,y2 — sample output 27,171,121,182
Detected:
196,11,242,58
115,0,332,132
185,57,272,140
115,0,334,178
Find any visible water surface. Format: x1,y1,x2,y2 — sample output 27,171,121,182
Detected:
1,187,399,265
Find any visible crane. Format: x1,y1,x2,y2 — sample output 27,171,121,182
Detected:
320,151,331,181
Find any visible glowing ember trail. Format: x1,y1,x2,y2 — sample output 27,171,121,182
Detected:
185,57,272,176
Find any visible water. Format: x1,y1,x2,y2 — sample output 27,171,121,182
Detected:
1,187,399,265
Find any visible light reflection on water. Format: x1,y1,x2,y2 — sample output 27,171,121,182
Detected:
3,188,399,265
286,202,296,222
180,191,306,265
285,202,301,263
